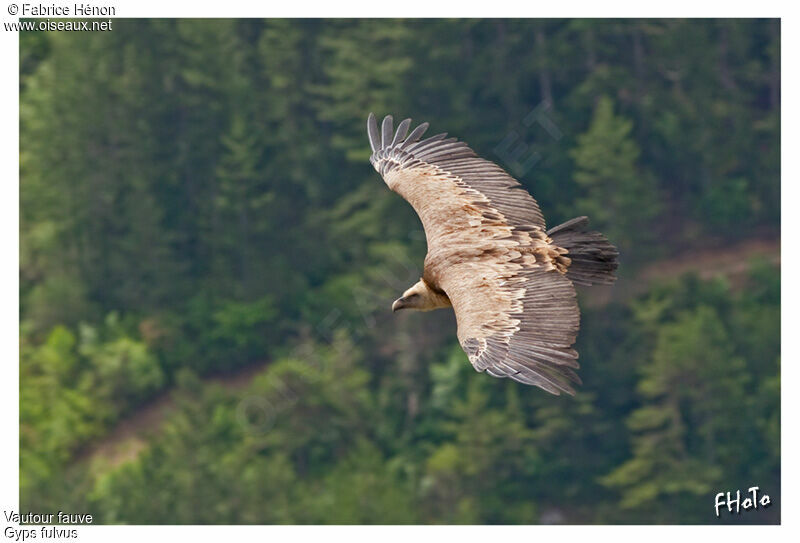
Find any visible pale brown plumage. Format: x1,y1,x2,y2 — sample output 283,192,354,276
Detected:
368,114,618,395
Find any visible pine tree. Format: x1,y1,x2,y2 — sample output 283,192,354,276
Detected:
570,95,661,261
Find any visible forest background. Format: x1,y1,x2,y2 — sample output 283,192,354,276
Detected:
19,18,780,524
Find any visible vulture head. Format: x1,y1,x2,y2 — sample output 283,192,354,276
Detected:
392,279,452,313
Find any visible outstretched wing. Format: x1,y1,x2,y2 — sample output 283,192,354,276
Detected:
367,113,545,243
367,113,581,395
439,261,581,395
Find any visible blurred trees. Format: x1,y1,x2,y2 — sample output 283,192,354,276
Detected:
571,95,661,259
602,270,780,523
19,19,780,524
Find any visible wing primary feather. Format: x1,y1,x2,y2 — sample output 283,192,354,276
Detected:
392,118,411,146
400,122,429,148
381,115,394,149
367,113,380,153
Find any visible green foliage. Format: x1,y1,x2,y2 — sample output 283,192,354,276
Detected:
602,306,739,517
601,271,780,522
571,95,661,261
79,313,165,408
20,317,163,509
210,297,279,361
85,337,416,524
421,380,540,523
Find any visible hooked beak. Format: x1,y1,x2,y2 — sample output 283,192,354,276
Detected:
392,297,406,313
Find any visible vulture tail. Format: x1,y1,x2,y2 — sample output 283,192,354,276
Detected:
547,216,619,287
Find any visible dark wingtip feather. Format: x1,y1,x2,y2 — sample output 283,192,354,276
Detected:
367,113,380,153
392,118,412,146
400,122,429,149
381,115,394,148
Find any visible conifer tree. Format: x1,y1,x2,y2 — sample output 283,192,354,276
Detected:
571,95,661,261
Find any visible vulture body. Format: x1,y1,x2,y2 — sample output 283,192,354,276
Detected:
367,113,618,395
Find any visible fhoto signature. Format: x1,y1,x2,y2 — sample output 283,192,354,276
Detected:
715,486,772,517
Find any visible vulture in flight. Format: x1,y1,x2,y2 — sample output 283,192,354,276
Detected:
367,113,618,395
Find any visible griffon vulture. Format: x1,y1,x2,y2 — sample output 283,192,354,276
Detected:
367,113,618,395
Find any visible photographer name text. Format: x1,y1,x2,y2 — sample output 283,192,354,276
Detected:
17,3,114,16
